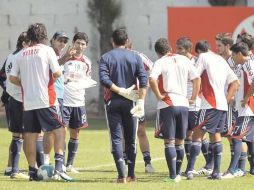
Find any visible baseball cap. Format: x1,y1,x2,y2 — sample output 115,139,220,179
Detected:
52,31,69,40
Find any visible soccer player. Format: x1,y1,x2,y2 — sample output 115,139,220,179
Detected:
99,28,147,183
215,33,247,177
125,41,155,173
43,31,75,168
62,32,92,173
149,38,200,182
176,37,213,176
185,40,239,180
222,42,254,178
9,23,73,181
1,32,30,179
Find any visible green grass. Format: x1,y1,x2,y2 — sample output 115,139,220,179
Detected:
0,118,253,190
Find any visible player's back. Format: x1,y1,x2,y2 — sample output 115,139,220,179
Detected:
196,52,237,110
14,44,59,110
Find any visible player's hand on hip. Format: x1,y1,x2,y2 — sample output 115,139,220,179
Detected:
130,99,145,118
118,85,139,101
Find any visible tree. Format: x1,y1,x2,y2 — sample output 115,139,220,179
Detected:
87,0,121,116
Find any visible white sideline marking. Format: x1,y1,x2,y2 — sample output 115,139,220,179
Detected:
78,157,164,170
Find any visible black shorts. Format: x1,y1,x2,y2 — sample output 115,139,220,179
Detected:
63,106,88,129
8,97,24,133
23,106,63,133
195,109,226,134
155,106,188,140
188,111,198,131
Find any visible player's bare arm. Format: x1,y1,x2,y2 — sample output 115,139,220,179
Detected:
58,46,76,65
149,77,164,100
189,77,201,104
9,75,21,86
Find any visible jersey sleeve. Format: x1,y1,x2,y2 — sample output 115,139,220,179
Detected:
149,59,162,80
99,55,113,89
9,55,20,77
242,61,254,83
195,55,206,76
135,54,147,88
188,62,199,81
48,47,61,74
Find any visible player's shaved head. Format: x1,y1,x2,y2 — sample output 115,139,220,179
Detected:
27,23,47,44
112,28,128,46
154,38,171,56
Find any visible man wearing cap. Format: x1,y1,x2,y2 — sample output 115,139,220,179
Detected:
43,31,76,166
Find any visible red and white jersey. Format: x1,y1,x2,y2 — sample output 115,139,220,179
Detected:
150,54,199,109
196,52,238,111
5,52,22,102
187,56,201,111
10,44,60,111
63,55,92,107
134,51,154,72
235,57,254,116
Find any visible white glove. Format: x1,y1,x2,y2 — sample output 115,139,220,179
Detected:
130,99,145,118
118,85,139,101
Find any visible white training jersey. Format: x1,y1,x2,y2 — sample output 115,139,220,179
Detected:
234,57,254,116
10,44,60,111
150,53,199,109
5,52,22,102
187,56,201,111
63,55,92,107
196,51,238,111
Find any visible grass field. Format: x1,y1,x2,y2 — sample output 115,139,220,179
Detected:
0,117,253,190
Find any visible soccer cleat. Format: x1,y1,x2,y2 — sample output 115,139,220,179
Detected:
207,172,221,180
10,172,29,179
145,164,155,173
186,171,194,180
126,176,137,182
62,164,67,173
163,175,181,183
112,178,127,183
197,167,213,176
233,169,245,177
221,171,234,179
52,171,74,182
66,165,79,174
4,167,12,176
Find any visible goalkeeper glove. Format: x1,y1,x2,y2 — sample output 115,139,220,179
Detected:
118,85,138,101
130,99,145,118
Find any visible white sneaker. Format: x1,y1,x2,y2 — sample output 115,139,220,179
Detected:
221,171,234,179
197,167,213,176
62,164,66,173
52,171,74,182
66,165,79,174
145,164,155,173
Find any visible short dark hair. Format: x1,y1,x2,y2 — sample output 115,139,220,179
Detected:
176,37,192,50
237,32,254,50
27,23,47,43
215,33,234,47
195,40,210,53
230,42,249,56
16,31,30,50
112,28,128,46
73,32,88,44
154,38,171,56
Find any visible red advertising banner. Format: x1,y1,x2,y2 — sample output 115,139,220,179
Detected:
168,7,254,52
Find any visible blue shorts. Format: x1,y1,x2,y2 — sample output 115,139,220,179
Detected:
23,106,63,133
155,106,188,140
188,111,198,131
63,106,88,129
231,116,254,142
195,109,226,134
8,97,24,133
222,105,238,137
58,98,64,121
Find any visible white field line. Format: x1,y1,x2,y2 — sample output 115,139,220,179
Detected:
77,157,164,170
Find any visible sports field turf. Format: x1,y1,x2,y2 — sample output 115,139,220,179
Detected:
0,118,253,190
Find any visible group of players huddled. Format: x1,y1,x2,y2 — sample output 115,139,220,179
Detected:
0,22,254,183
